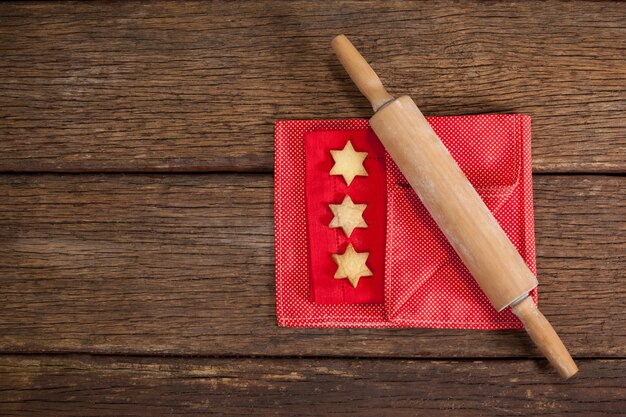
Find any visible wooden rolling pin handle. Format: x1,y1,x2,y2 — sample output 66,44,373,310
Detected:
331,35,394,112
511,296,579,379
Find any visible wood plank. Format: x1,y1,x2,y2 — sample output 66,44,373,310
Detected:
0,174,623,357
0,355,623,416
0,1,624,173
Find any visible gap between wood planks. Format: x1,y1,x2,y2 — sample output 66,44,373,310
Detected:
1,351,625,360
0,171,624,175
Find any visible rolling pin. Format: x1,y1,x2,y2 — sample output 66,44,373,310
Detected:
331,34,578,379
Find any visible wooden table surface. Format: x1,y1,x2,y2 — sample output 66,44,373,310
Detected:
0,1,624,415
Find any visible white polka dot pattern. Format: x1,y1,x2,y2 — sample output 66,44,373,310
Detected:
274,115,537,329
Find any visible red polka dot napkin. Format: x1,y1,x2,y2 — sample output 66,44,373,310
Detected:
274,115,537,329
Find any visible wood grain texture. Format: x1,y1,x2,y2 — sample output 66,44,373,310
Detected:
0,355,624,416
0,1,625,173
0,174,623,357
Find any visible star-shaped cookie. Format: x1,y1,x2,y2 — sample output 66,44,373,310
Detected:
329,195,367,237
332,243,373,288
330,140,368,186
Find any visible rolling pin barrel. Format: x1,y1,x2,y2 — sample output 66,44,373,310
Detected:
370,95,538,311
331,34,578,379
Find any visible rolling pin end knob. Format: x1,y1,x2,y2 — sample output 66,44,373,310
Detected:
331,35,394,112
511,296,579,379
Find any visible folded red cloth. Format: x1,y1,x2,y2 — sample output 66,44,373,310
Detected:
275,115,537,329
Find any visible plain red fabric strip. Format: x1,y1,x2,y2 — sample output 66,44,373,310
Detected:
305,129,386,304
